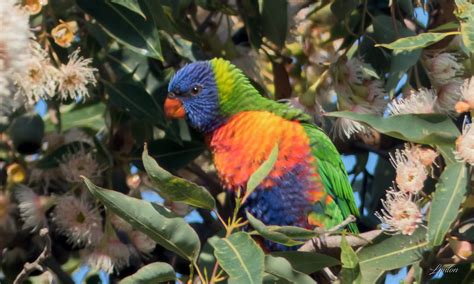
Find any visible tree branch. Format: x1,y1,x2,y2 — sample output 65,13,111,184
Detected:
299,215,382,254
14,228,51,284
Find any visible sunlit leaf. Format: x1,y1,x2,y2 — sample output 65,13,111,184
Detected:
83,177,201,261
263,255,316,284
246,211,314,246
326,112,459,146
119,262,176,284
210,232,264,284
375,32,459,51
142,146,216,210
428,163,469,246
245,144,278,199
357,228,429,283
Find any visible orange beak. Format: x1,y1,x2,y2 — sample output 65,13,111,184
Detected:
164,98,186,119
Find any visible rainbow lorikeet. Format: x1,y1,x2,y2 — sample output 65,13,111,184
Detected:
164,58,359,250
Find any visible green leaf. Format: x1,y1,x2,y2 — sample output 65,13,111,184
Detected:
455,0,474,53
428,163,468,246
357,228,429,283
111,0,146,19
45,104,105,132
142,146,216,210
104,80,165,127
119,262,176,284
245,144,278,198
340,234,360,284
76,0,162,60
372,15,422,92
246,211,314,246
263,255,316,284
375,32,459,51
259,0,287,48
330,0,358,19
135,139,205,171
83,177,201,261
326,112,460,145
36,142,92,169
271,251,340,274
210,232,264,284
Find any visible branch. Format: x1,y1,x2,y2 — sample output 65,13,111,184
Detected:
13,228,51,284
299,216,382,253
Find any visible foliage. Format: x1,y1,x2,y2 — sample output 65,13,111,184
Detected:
0,0,473,283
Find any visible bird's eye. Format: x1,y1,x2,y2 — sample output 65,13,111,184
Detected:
168,92,177,99
191,86,201,95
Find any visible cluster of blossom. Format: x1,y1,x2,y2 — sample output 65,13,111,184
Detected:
0,0,96,108
376,144,438,235
0,0,156,274
387,52,472,117
0,129,158,274
331,57,388,139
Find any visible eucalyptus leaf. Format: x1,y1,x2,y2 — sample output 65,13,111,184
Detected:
340,234,360,284
104,80,165,127
271,251,340,274
358,228,429,283
326,112,459,146
245,144,278,198
119,262,176,284
45,104,105,132
263,255,316,284
210,232,264,284
76,0,162,60
428,163,468,246
455,0,474,53
142,146,216,210
83,177,201,261
111,0,146,19
246,211,309,246
259,0,287,48
376,32,459,51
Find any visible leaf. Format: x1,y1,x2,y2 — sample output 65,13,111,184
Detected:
271,251,340,274
111,0,146,19
45,104,106,132
119,262,176,284
142,146,216,210
76,0,162,60
340,234,360,284
357,228,429,283
372,15,422,91
259,0,287,48
428,163,468,246
263,255,316,284
246,211,314,246
210,232,264,284
245,144,278,198
36,142,92,169
375,32,459,51
330,0,358,19
455,0,474,53
326,112,459,145
135,139,205,171
83,177,201,261
103,80,165,127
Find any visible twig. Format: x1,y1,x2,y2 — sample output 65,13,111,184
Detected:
13,228,51,284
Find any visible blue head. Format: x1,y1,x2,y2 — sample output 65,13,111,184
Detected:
165,61,223,133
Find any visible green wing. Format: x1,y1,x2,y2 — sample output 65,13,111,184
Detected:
302,123,360,233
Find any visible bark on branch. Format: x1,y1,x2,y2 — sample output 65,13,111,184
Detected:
13,228,51,284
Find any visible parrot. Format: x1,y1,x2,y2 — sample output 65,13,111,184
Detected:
164,58,359,250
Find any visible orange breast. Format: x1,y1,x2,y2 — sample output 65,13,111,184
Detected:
208,111,320,192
